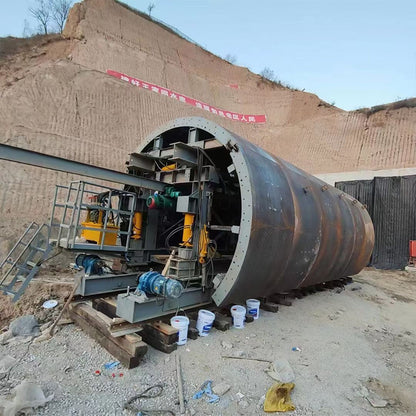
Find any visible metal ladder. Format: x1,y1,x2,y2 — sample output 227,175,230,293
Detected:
0,222,52,302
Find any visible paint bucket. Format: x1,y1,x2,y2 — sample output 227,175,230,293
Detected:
196,309,215,336
246,299,260,320
231,305,246,329
170,316,190,345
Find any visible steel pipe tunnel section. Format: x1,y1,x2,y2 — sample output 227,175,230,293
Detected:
135,118,375,306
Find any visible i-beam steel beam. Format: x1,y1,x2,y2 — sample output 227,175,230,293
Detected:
0,144,166,191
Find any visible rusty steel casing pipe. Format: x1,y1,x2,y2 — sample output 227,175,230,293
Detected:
137,118,375,306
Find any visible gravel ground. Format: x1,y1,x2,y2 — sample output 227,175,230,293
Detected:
1,268,415,415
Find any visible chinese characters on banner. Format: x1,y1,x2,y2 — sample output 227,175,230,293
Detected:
107,70,267,124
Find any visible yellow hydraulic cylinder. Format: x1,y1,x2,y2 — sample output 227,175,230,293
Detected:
132,212,143,240
181,214,194,247
198,224,209,264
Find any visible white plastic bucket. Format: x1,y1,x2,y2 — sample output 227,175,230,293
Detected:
196,309,215,336
246,299,260,320
231,305,246,329
170,316,190,345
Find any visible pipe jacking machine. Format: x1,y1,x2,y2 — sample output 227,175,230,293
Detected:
0,117,374,322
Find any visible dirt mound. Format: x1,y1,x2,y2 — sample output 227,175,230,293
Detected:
355,97,416,116
0,276,73,329
0,34,61,60
0,251,75,328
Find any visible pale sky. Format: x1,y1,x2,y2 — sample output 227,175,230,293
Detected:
1,0,415,110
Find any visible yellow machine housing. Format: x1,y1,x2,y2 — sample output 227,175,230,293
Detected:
81,210,119,246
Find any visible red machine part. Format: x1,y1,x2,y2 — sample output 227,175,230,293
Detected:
410,241,416,257
147,196,157,209
409,241,416,266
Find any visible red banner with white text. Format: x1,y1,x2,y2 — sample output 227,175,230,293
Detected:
107,70,266,124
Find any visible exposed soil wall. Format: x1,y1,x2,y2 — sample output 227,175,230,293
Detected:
0,0,415,253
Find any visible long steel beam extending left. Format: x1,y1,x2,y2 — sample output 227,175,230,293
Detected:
0,144,166,191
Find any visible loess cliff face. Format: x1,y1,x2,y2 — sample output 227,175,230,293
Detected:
0,0,415,252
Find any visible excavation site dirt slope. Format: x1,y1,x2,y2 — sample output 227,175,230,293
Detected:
0,0,415,254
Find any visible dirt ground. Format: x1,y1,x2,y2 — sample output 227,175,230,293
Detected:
0,267,415,415
0,251,76,329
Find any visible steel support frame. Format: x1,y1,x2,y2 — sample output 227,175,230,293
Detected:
76,273,139,297
51,180,137,252
116,288,212,323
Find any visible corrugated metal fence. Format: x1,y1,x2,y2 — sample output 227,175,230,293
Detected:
336,175,416,269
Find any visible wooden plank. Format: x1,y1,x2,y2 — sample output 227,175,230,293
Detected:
245,314,254,323
268,294,293,306
213,313,232,331
260,301,279,313
92,298,117,318
141,324,177,354
293,290,304,299
110,317,126,326
151,254,170,264
109,317,143,336
141,334,177,354
125,333,142,343
72,315,144,369
188,319,199,340
69,306,147,369
152,321,179,337
70,303,147,357
144,323,178,344
91,298,142,337
161,249,175,276
72,302,114,326
109,325,143,338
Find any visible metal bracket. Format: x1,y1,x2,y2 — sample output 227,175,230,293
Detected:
116,287,212,323
76,273,138,297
